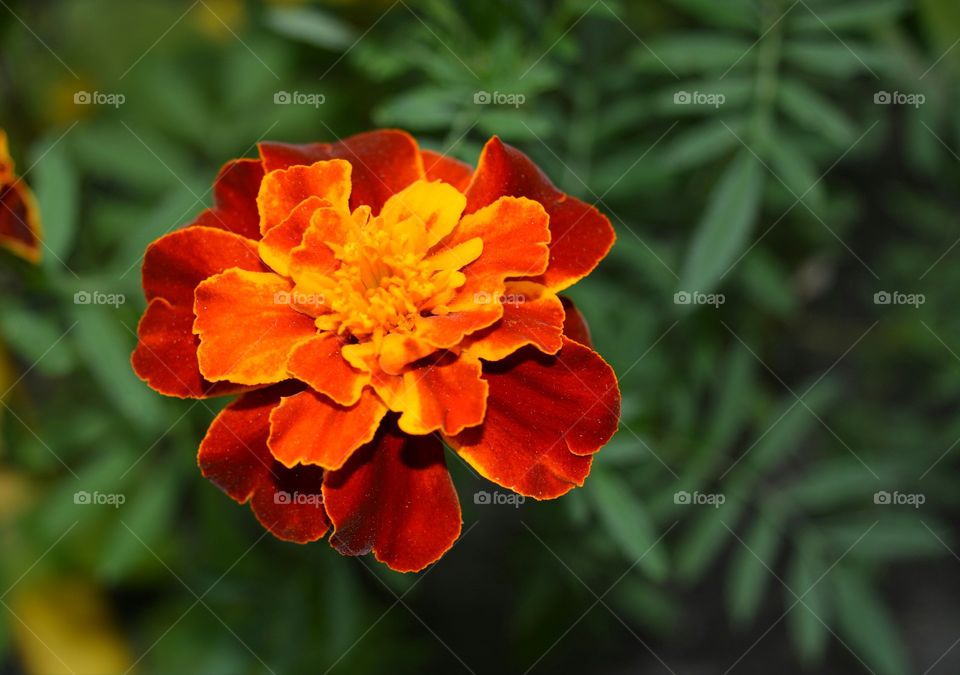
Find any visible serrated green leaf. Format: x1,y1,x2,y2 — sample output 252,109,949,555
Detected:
679,150,764,294
833,567,910,675
658,117,746,173
778,78,856,146
791,1,909,32
786,538,830,664
727,513,782,625
782,39,895,77
633,35,756,75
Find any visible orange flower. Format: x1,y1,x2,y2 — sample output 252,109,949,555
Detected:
132,130,620,572
0,129,43,264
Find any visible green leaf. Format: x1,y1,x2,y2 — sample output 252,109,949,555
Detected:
675,499,744,582
833,567,910,675
821,514,948,562
0,305,76,376
791,1,909,32
766,130,826,211
658,116,746,173
633,35,756,75
664,0,758,30
786,537,830,664
727,512,782,624
679,150,764,293
374,88,462,130
782,40,895,78
30,138,79,264
587,469,668,580
778,78,856,146
265,7,357,50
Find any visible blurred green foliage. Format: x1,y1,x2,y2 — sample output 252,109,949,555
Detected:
2,0,960,673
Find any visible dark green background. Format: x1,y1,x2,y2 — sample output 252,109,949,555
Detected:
2,0,960,673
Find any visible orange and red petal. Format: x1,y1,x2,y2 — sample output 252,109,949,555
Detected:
132,298,250,399
193,158,266,241
0,180,42,264
462,281,564,361
287,334,368,406
198,385,330,543
421,150,473,192
379,180,465,247
259,130,424,214
267,388,387,471
257,159,351,234
322,424,462,572
258,196,329,277
372,353,487,436
448,339,620,499
142,226,265,306
560,296,593,347
194,269,317,385
464,137,615,292
287,206,352,290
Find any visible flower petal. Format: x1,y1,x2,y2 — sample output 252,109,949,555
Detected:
286,334,368,406
448,339,619,499
258,196,329,277
560,296,593,347
379,180,466,247
462,281,564,361
322,425,462,572
267,388,387,470
131,298,249,399
464,137,615,292
198,385,330,543
288,206,353,293
194,158,266,241
0,180,42,264
421,149,472,191
142,226,264,306
372,353,487,436
259,130,424,214
194,269,317,385
257,159,351,234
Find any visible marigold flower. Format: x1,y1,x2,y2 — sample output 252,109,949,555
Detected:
132,129,620,572
0,129,43,264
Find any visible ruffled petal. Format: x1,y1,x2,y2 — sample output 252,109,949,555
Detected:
322,424,462,572
267,388,387,471
287,334,368,406
142,226,264,306
193,158,266,241
288,206,353,293
372,353,487,436
0,130,43,264
462,281,564,361
464,137,615,292
379,180,465,247
421,149,472,192
258,196,328,277
448,339,619,499
257,159,351,234
194,269,317,385
131,298,249,399
198,385,330,543
259,130,424,214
